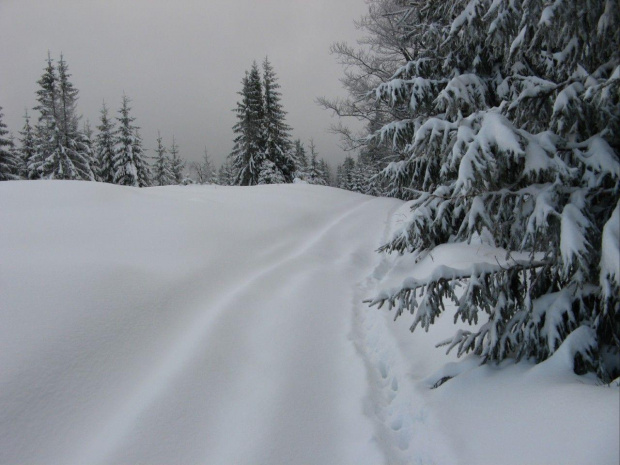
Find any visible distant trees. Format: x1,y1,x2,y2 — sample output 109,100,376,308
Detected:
95,102,116,183
229,58,319,186
112,95,150,187
191,148,216,184
0,107,20,181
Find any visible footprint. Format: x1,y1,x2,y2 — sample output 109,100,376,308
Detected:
391,376,399,391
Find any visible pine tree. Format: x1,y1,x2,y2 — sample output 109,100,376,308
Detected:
364,0,620,380
95,102,116,183
305,139,328,186
19,111,36,179
169,135,185,184
292,138,308,180
230,63,266,186
113,94,150,187
31,53,93,180
338,156,356,190
0,107,20,181
262,57,295,182
151,131,172,186
258,159,286,184
217,158,236,186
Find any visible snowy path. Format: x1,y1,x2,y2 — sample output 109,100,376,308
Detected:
2,181,618,465
0,182,409,464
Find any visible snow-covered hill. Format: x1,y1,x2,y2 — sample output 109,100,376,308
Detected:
1,181,618,465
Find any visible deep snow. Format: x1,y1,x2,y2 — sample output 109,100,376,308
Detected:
0,181,618,465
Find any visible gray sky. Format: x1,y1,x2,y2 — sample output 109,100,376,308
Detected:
0,0,367,171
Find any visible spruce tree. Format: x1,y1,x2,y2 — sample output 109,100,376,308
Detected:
230,63,266,186
169,135,185,184
262,57,295,181
217,158,236,186
364,0,620,380
19,111,36,179
95,102,116,183
305,139,328,186
151,132,172,186
292,139,308,180
31,53,93,180
0,107,20,181
113,95,150,187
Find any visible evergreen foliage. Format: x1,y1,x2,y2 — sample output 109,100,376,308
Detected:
230,63,266,186
262,57,295,182
169,135,185,185
152,132,173,186
362,0,620,379
95,102,116,183
30,53,93,180
113,95,150,187
0,107,20,181
19,111,36,179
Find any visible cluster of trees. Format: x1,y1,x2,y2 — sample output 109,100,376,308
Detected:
327,0,619,380
227,58,331,186
0,54,156,186
1,54,334,188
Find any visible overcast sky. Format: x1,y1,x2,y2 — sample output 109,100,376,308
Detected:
0,0,367,171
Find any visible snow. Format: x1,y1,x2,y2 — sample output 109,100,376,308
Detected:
1,181,618,465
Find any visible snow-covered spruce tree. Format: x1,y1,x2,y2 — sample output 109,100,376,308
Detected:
217,158,236,186
230,63,266,186
169,135,185,185
366,0,620,380
258,159,286,184
151,131,172,186
30,54,93,180
305,139,328,186
292,138,308,180
113,95,150,187
19,111,36,179
0,107,20,181
95,102,116,183
262,57,296,182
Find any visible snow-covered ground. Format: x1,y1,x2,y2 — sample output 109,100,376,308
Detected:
1,181,618,465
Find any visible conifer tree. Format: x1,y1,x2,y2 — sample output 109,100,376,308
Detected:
169,135,185,184
258,159,286,184
95,102,116,183
363,0,620,380
152,131,173,186
0,107,20,181
217,158,236,186
292,138,308,180
31,53,93,180
113,95,150,187
19,111,36,179
230,63,265,186
262,57,295,181
305,139,328,186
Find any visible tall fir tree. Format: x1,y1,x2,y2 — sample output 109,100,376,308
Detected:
305,139,328,186
169,135,185,184
292,138,308,180
31,53,93,180
19,111,36,179
230,62,266,186
113,95,150,187
95,102,116,183
363,0,620,380
151,131,172,186
0,107,20,181
262,57,295,181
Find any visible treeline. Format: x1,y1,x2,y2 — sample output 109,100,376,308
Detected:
0,54,332,187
